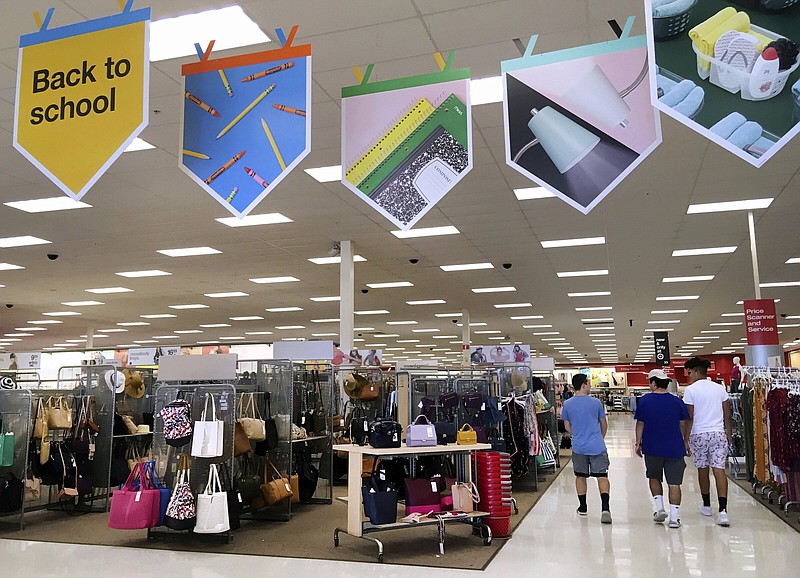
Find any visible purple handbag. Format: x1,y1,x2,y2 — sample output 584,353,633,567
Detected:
462,392,484,409
439,391,459,409
404,477,442,515
405,415,437,447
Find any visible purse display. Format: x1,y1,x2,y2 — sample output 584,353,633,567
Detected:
235,457,263,504
191,393,224,458
218,464,241,531
260,460,293,505
45,396,73,430
361,457,398,525
406,414,437,447
0,416,15,467
295,446,319,502
33,398,48,440
404,477,442,515
347,405,370,446
0,473,23,513
160,399,193,447
452,481,480,512
108,462,160,530
141,461,170,526
462,391,484,410
194,463,231,534
456,423,478,445
164,455,196,530
233,421,251,457
238,392,266,441
434,421,457,445
439,391,459,410
368,417,402,448
311,371,327,434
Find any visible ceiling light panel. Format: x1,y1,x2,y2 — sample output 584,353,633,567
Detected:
168,304,209,309
514,187,555,200
0,235,51,248
391,226,460,238
116,270,171,278
471,287,516,293
216,213,292,227
662,275,715,283
265,307,303,312
158,246,221,257
249,276,300,284
407,300,446,305
494,303,532,309
541,237,605,248
366,281,414,288
557,270,608,278
672,247,737,257
205,292,249,298
686,198,773,213
656,295,700,301
441,263,493,272
61,301,104,306
4,196,91,213
304,165,342,182
308,255,366,265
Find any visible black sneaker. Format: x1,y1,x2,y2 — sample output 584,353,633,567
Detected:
577,507,588,517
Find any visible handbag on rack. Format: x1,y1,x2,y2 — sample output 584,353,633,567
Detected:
360,379,380,402
368,417,402,448
33,398,48,440
481,397,506,426
160,399,193,447
191,393,224,458
108,462,160,530
164,455,196,530
434,421,457,445
218,464,241,531
65,397,92,460
452,481,480,512
311,370,327,434
259,460,293,505
234,421,252,457
462,391,484,410
361,457,398,525
439,391,459,410
295,445,319,501
344,373,368,399
406,414,437,447
404,477,442,515
24,475,41,503
456,423,478,445
141,461,170,525
0,416,15,467
234,457,262,504
347,404,370,446
238,392,266,441
0,473,24,513
254,393,279,455
46,396,73,430
194,463,231,534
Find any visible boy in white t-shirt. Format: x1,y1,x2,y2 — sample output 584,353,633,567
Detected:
682,357,732,527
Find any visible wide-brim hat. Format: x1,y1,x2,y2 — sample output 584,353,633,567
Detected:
105,370,126,394
344,372,368,397
123,369,145,399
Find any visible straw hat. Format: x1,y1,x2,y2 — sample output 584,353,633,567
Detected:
510,370,526,392
344,372,367,398
123,369,145,399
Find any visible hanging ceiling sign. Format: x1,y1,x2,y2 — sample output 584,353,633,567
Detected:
502,16,661,214
645,0,800,167
341,53,472,230
13,2,150,199
180,26,311,218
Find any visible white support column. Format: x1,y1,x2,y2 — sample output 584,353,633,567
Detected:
339,241,355,353
748,211,762,299
461,309,471,366
86,327,95,350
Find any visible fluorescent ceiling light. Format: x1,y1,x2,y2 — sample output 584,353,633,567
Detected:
310,296,340,302
575,306,612,312
710,322,742,326
494,303,532,309
487,337,505,341
5,333,32,337
266,307,303,313
51,343,78,347
687,198,773,214
4,196,91,213
568,291,611,297
590,333,616,337
230,316,264,321
275,326,305,330
311,333,336,337
168,304,209,309
581,317,613,322
656,295,700,301
0,235,51,248
441,263,493,272
471,286,516,293
586,325,614,330
412,329,440,333
645,328,673,332
397,339,420,343
366,281,414,288
651,309,689,314
721,312,745,317
592,339,617,343
474,330,502,334
407,300,446,305
15,327,47,331
533,332,560,336
391,226,460,239
511,315,544,320
514,187,555,200
736,299,779,305
0,263,24,271
133,340,158,344
216,213,292,227
249,276,300,284
432,335,458,339
149,6,270,61
541,237,605,249
701,330,730,333
219,336,246,341
200,324,231,328
308,255,367,265
663,275,715,283
787,258,800,264
140,314,177,319
542,338,565,341
523,324,552,329
158,247,221,257
760,281,800,288
557,270,608,278
42,311,80,316
374,334,400,338
434,313,461,318
311,318,339,323
152,335,180,339
117,322,150,326
777,323,800,328
205,292,249,298
647,320,681,324
304,165,342,182
116,270,171,278
672,247,737,257
414,344,436,348
85,287,133,294
123,138,155,152
61,301,104,307
387,320,418,325
470,75,503,105
355,310,390,315
174,330,203,334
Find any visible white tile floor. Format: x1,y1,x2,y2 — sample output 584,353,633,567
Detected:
2,415,799,576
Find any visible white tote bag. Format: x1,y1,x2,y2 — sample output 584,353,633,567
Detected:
194,464,230,534
191,393,224,458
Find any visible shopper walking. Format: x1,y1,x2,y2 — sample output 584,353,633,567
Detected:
634,369,690,528
561,373,612,523
683,357,732,527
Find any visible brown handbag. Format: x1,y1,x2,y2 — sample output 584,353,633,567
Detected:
289,473,300,504
260,461,293,505
46,396,73,429
234,422,252,456
360,380,380,402
33,398,48,439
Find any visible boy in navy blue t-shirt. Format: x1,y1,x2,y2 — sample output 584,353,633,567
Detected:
634,369,690,528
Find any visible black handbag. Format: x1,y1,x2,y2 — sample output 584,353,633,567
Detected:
295,445,319,501
462,391,484,409
348,405,369,446
368,417,402,448
38,441,69,486
311,370,327,435
108,444,130,487
0,473,23,513
219,464,241,530
255,392,279,455
235,457,263,503
434,421,457,445
439,391,459,410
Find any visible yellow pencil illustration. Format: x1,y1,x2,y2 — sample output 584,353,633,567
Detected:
226,187,238,203
205,150,246,184
216,83,276,140
182,149,210,160
241,61,294,82
219,69,234,97
261,117,286,171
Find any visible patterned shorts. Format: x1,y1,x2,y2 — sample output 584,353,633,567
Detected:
689,431,728,469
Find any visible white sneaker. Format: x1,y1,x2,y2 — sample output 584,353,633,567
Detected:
601,510,612,524
716,511,730,527
653,510,668,523
698,504,712,517
668,518,681,528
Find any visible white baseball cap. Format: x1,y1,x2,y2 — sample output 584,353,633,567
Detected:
648,369,670,381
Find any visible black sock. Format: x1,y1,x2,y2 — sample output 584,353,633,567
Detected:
601,492,610,512
719,497,727,512
578,494,587,511
702,493,711,507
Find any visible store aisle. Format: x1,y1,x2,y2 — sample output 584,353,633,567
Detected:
1,414,799,577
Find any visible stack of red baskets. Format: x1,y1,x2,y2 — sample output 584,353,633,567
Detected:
474,451,513,538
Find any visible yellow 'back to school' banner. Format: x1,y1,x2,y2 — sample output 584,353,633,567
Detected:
14,6,150,199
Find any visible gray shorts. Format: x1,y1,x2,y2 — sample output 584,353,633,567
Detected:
572,452,610,477
644,455,686,485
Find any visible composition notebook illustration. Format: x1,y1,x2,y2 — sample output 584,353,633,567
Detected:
347,94,469,226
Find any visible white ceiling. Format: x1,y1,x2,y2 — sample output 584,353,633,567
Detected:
0,0,798,364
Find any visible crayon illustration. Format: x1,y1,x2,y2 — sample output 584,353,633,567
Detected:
261,117,286,170
185,91,220,117
216,83,276,140
205,150,246,184
226,186,238,203
242,61,294,82
219,69,234,97
272,103,306,117
244,166,269,188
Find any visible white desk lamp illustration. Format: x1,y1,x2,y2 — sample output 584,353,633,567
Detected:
513,61,647,174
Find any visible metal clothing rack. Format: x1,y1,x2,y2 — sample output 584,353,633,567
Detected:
0,389,32,531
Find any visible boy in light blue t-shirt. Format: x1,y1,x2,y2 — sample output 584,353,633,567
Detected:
561,373,611,523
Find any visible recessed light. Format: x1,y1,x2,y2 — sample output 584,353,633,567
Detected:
568,291,611,297
4,196,91,213
672,247,737,257
760,281,800,288
721,312,745,317
174,330,203,334
5,333,33,337
140,314,177,319
246,331,274,335
581,317,614,322
541,337,565,341
0,263,25,271
432,335,459,339
656,295,700,301
311,333,337,337
152,335,180,339
575,306,612,312
42,311,80,316
275,325,305,330
355,310,390,315
710,322,742,326
374,334,400,338
651,309,689,314
494,303,532,309
310,296,341,302
51,343,78,347
169,304,209,310
514,187,555,200
585,325,615,330
533,332,560,336
474,330,502,334
645,328,674,332
662,275,715,283
387,320,419,325
230,316,265,321
266,307,303,312
471,287,516,293
15,327,47,332
441,263,494,272
777,323,800,328
557,270,609,278
249,276,300,284
541,237,605,248
366,281,414,288
85,287,133,294
687,198,773,214
412,329,440,333
592,339,617,343
304,165,342,182
397,339,420,343
510,315,544,320
158,246,221,257
116,270,172,278
117,322,150,326
391,226,460,239
407,300,446,305
308,255,367,265
0,235,51,248
216,213,292,227
61,301,104,307
205,292,250,298
702,330,731,333
523,324,552,329
311,318,340,323
648,320,681,324
149,5,270,61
